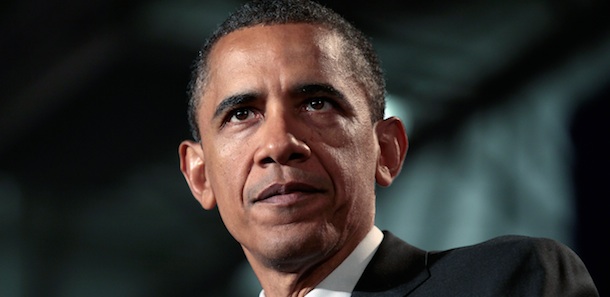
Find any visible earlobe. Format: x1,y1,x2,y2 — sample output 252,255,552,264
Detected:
179,140,217,210
375,117,409,187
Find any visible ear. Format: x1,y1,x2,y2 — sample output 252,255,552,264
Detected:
179,140,216,210
375,116,409,187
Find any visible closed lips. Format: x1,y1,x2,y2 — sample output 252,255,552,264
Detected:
255,182,324,203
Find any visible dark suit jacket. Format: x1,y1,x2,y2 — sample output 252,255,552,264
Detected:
352,231,599,296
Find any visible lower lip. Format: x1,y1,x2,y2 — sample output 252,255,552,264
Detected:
257,192,316,206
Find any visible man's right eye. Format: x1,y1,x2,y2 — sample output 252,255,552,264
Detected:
228,108,255,123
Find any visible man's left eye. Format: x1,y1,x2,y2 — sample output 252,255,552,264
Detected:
305,98,332,111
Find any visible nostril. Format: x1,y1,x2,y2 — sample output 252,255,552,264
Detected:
260,153,305,165
288,152,306,161
261,156,275,164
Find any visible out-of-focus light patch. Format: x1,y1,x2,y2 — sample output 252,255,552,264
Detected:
0,174,23,297
136,1,243,48
385,93,413,134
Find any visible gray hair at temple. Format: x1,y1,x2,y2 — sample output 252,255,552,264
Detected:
187,0,386,142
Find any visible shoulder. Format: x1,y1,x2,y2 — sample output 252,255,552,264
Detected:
428,235,585,275
472,234,568,250
425,235,599,296
438,235,588,271
430,235,579,260
449,235,571,256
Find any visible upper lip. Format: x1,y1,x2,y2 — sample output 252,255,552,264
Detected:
254,182,323,202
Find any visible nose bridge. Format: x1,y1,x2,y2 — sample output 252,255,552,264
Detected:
254,102,311,165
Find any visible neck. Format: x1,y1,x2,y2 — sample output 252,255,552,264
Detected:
246,227,370,297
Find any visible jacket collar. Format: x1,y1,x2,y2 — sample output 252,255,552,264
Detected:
352,231,430,296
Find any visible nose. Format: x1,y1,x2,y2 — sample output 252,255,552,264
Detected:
254,112,311,166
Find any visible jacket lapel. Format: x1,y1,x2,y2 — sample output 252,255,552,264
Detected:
352,231,430,297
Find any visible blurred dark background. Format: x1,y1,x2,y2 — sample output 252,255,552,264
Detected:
1,0,608,296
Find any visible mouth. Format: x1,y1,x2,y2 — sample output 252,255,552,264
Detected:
254,182,324,204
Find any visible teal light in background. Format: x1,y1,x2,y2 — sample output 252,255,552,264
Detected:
384,93,413,135
0,175,23,297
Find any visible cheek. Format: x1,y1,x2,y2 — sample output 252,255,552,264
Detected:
328,120,376,161
204,143,250,222
319,123,378,192
207,134,252,186
320,126,377,230
208,157,251,240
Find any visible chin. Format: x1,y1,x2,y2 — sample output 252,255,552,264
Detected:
255,222,341,272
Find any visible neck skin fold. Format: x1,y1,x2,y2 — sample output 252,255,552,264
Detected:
247,224,372,297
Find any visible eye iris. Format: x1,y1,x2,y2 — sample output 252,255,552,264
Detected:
310,99,324,110
234,109,250,120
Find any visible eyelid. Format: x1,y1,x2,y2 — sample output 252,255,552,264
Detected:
213,93,258,121
220,106,258,128
303,96,341,112
309,96,328,106
230,107,253,120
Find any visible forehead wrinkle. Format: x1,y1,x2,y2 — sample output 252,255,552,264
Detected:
196,24,354,108
202,36,267,112
201,24,364,121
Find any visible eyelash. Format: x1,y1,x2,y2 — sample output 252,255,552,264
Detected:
303,97,335,111
226,107,257,124
222,97,338,125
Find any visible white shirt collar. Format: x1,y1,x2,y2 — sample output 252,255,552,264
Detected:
259,226,384,297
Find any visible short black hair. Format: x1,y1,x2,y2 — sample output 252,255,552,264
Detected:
187,0,385,141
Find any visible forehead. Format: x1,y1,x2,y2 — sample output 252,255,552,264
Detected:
210,23,343,62
205,23,348,86
197,23,363,111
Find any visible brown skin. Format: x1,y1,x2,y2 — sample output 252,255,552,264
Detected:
179,24,408,297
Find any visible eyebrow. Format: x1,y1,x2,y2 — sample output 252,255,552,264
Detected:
294,83,345,100
211,83,352,120
212,93,258,120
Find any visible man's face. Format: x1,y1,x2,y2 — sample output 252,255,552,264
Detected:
191,24,383,269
